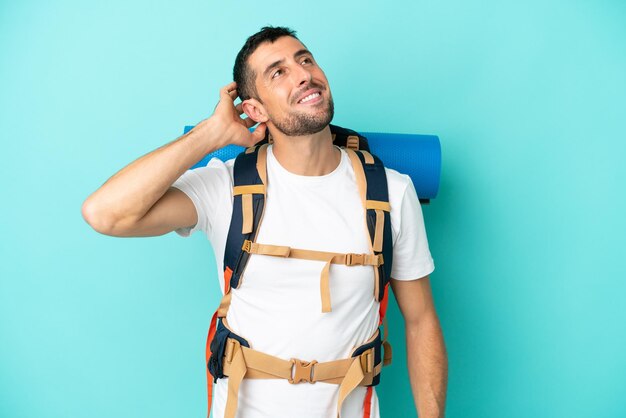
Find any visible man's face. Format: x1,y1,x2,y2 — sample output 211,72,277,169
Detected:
246,36,334,136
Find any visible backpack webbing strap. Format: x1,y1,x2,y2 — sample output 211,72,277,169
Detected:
221,339,380,383
363,386,374,418
366,200,390,252
337,357,368,418
233,184,265,234
219,320,381,418
382,315,392,366
241,239,384,313
357,149,375,164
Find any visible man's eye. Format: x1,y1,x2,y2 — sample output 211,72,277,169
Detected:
302,58,312,64
272,69,282,79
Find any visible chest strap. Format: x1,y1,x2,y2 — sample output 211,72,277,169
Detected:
242,239,384,313
221,331,381,418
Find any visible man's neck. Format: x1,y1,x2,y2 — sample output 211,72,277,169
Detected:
269,125,341,176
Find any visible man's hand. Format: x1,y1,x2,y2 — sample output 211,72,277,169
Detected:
211,82,267,149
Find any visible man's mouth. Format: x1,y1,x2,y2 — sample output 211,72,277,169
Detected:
296,89,322,104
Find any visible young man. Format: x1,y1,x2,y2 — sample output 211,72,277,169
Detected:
82,26,447,418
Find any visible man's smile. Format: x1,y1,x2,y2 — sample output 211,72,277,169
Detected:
295,87,323,105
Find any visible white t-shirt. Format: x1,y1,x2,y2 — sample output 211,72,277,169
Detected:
173,144,435,418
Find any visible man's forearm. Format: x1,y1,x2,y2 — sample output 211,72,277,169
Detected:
82,118,219,231
406,312,448,417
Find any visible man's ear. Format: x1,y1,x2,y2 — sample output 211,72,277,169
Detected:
242,98,269,124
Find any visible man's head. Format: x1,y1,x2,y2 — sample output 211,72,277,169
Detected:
233,26,334,137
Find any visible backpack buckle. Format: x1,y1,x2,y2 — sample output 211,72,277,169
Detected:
288,358,318,384
242,240,252,252
346,135,360,150
359,349,374,374
346,253,365,266
225,339,240,364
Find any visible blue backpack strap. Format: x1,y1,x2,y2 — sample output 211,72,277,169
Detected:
347,148,393,302
223,144,268,290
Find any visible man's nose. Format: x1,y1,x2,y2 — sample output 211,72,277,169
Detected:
293,64,312,86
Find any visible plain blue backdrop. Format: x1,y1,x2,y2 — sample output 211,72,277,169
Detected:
1,1,625,417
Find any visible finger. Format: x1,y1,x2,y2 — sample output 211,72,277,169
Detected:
251,123,267,142
220,82,237,100
221,81,236,92
242,117,257,129
235,103,244,115
219,90,237,101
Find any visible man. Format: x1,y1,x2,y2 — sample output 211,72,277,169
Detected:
82,26,447,418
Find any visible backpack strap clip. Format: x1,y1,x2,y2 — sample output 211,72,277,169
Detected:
345,253,364,266
346,135,360,150
288,359,318,384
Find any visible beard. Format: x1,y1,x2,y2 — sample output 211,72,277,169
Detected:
269,96,335,137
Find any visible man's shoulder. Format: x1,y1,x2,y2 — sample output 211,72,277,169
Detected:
191,157,236,181
383,166,412,194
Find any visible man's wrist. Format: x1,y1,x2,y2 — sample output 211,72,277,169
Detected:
186,117,225,156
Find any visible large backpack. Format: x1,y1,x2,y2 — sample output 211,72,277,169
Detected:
204,124,395,418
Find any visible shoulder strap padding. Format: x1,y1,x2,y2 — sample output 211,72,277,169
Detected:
350,150,394,301
224,145,267,290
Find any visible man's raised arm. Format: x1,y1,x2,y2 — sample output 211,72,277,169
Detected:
81,82,266,237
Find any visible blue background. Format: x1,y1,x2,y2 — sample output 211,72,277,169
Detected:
1,1,625,417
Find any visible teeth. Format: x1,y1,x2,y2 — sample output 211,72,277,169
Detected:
300,92,320,103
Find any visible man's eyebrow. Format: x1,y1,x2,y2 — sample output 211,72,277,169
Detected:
263,58,285,78
262,49,314,79
293,48,312,59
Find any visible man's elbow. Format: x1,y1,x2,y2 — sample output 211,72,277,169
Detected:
81,197,128,236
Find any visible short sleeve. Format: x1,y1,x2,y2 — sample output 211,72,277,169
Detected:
390,177,435,280
171,157,233,237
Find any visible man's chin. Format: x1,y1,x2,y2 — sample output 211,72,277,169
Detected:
269,100,334,136
272,117,331,137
